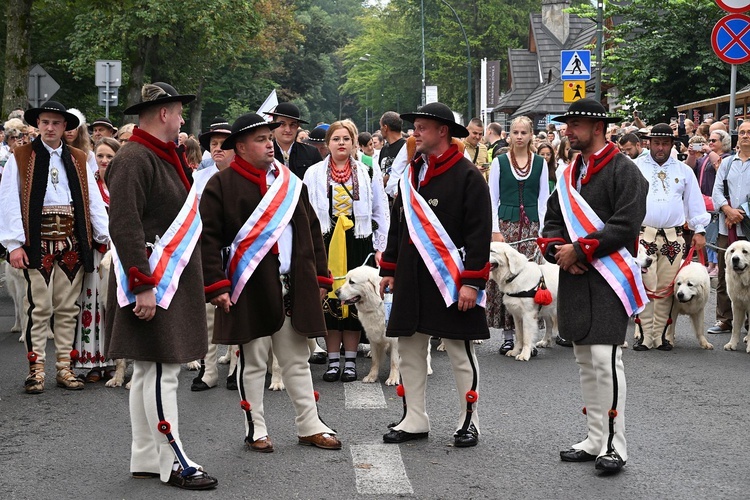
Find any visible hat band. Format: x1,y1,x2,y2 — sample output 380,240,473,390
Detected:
563,111,609,118
211,122,230,128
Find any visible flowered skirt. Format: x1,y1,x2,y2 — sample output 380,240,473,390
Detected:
486,219,541,330
73,249,111,368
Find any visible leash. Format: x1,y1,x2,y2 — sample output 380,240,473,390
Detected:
642,246,703,300
332,252,376,280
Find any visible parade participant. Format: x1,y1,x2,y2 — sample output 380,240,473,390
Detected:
634,123,709,351
266,102,322,179
105,82,217,490
190,119,234,392
485,122,507,160
303,120,388,383
303,125,330,160
91,117,117,142
539,98,648,474
463,118,489,178
73,137,120,382
200,113,341,453
0,101,109,394
378,111,406,190
197,117,231,171
488,115,550,356
379,102,491,448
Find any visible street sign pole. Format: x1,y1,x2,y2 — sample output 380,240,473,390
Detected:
730,63,737,132
105,62,111,119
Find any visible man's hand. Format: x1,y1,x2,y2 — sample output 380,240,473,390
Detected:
457,285,477,312
492,232,505,243
380,276,394,299
555,244,588,274
134,289,157,321
692,233,706,250
319,287,327,301
723,206,744,227
210,292,231,313
375,250,382,266
9,247,29,269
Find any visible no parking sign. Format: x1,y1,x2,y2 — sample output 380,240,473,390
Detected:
712,14,750,64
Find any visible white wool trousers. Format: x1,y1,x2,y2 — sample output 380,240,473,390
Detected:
129,361,200,482
198,304,219,387
394,333,479,435
237,316,333,441
572,344,627,461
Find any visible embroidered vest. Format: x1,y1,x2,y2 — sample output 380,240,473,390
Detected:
496,153,543,223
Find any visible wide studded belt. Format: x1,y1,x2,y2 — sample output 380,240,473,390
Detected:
40,205,75,240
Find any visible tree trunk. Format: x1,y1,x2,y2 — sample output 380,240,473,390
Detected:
189,79,204,138
2,0,33,117
123,36,156,123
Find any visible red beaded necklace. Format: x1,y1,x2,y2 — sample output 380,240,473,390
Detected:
510,149,532,176
330,158,352,184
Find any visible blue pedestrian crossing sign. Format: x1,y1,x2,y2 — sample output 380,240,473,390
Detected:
561,50,591,81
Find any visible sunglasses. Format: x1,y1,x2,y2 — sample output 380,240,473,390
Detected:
709,139,718,143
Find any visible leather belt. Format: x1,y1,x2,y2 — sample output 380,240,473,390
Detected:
40,205,75,241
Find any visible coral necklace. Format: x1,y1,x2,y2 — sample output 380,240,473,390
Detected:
330,158,352,184
510,149,532,177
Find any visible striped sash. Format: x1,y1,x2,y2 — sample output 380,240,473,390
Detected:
557,165,647,316
227,163,301,303
400,165,485,308
112,184,202,309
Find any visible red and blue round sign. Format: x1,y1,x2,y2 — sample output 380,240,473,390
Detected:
712,14,750,64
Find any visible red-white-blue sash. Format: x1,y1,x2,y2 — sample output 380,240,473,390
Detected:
227,163,301,303
557,165,647,316
400,164,485,308
112,184,202,309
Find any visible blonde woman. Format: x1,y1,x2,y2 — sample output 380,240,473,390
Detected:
487,115,550,355
303,120,389,382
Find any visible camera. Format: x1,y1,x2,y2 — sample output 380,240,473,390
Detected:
691,143,703,152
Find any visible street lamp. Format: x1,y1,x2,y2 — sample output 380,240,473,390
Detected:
439,0,472,121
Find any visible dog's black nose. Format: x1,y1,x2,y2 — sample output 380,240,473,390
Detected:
733,256,740,264
677,291,684,300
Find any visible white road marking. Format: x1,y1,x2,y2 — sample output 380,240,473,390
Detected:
350,444,413,495
344,381,387,409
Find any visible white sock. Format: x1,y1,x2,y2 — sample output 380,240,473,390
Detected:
327,352,340,371
503,330,515,341
344,351,357,370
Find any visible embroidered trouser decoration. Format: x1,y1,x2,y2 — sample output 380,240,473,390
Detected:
237,346,256,443
456,340,479,437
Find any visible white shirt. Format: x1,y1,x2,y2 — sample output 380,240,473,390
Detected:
712,153,750,237
0,140,109,252
636,153,709,233
488,152,550,234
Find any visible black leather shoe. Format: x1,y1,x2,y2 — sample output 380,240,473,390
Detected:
595,451,626,473
555,335,573,347
560,448,597,462
498,339,514,355
632,337,649,351
341,366,357,382
454,424,478,448
323,366,341,382
383,429,429,443
190,380,213,392
309,352,328,365
226,374,237,391
656,341,673,351
166,470,218,490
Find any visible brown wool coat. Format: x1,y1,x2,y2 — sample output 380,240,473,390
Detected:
104,141,207,363
380,155,492,340
200,167,331,345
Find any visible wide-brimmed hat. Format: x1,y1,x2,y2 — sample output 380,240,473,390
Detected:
645,123,677,140
25,101,80,131
199,116,232,151
400,102,469,138
264,102,309,125
551,98,620,124
123,82,196,115
303,125,328,144
221,113,281,150
91,117,117,133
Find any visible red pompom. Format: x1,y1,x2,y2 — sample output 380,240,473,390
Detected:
666,318,673,325
157,420,171,434
534,287,553,306
465,390,478,403
240,400,251,411
314,390,320,402
608,409,618,419
396,384,405,397
235,349,240,357
634,317,641,324
582,407,587,415
70,349,80,361
27,352,38,363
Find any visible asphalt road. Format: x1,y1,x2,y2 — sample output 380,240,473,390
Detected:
1,278,749,500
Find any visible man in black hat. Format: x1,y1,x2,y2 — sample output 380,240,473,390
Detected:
197,117,231,171
200,113,342,453
266,102,322,179
303,124,329,160
105,82,217,490
91,117,117,142
378,102,491,448
634,124,709,351
539,97,648,474
0,101,110,394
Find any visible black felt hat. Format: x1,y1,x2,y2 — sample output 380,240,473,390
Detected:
264,102,309,125
221,113,281,150
25,101,80,131
303,125,328,144
199,116,232,151
551,98,620,124
400,102,469,138
91,117,117,133
123,82,196,115
645,123,677,140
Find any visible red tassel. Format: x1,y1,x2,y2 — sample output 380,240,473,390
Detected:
634,317,641,324
70,349,80,362
582,407,587,415
465,390,478,403
396,384,405,397
240,400,251,411
666,318,673,325
314,390,320,402
534,287,553,306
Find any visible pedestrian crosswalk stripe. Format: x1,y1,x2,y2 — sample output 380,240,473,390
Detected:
351,444,414,495
344,381,387,409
